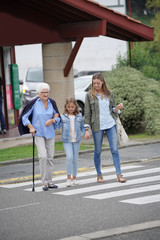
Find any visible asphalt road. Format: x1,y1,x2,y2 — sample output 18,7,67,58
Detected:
0,144,160,240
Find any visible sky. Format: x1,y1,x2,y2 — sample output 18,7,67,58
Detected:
15,44,42,80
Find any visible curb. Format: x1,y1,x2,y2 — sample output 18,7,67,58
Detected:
1,157,160,184
0,140,160,166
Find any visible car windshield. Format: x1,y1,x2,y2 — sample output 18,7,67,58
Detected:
74,76,92,90
26,68,43,82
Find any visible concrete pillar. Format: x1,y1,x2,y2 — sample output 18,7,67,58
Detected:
42,42,74,114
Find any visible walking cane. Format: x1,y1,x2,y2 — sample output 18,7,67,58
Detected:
32,135,35,192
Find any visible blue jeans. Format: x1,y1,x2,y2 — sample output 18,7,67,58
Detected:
0,96,6,130
63,141,81,177
92,125,121,176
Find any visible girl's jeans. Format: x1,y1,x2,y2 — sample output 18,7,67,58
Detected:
35,136,55,185
63,141,81,177
92,125,121,176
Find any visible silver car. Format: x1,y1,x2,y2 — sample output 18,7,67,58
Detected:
22,68,43,106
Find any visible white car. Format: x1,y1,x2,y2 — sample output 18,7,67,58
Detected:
74,75,92,115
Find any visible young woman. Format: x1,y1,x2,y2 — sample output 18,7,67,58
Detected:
59,97,86,187
84,73,126,183
19,83,60,191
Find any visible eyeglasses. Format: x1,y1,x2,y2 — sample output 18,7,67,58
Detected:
40,92,49,95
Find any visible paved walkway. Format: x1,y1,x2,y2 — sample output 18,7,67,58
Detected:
0,127,160,150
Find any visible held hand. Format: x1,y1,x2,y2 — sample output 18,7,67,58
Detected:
85,131,90,140
115,103,124,112
117,103,123,109
53,113,59,118
45,119,55,126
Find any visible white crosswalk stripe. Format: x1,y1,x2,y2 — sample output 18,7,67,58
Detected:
0,165,142,190
120,194,160,205
53,175,160,196
84,184,160,200
0,164,142,189
25,165,145,192
1,165,160,205
25,165,159,192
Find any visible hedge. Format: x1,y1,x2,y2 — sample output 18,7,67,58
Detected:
103,66,160,134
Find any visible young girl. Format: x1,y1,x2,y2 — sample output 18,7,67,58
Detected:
59,97,86,187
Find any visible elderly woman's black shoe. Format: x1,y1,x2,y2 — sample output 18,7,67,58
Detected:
48,184,58,189
42,185,48,191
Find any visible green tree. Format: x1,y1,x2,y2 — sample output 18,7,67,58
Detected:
126,0,153,16
115,44,160,81
115,1,160,81
146,0,160,55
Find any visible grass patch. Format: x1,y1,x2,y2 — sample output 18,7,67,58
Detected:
0,145,38,162
129,133,160,139
0,141,95,162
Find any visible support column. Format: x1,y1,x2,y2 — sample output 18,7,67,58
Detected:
42,42,74,114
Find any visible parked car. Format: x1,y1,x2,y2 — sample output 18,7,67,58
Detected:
74,75,92,115
22,68,43,106
22,68,92,115
74,70,103,78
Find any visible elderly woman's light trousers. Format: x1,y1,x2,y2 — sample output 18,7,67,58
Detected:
35,136,55,185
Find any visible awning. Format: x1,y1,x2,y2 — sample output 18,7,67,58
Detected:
0,0,154,46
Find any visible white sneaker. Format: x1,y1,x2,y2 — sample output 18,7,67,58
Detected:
73,180,79,186
66,180,72,187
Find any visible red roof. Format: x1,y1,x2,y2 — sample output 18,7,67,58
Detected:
0,0,154,46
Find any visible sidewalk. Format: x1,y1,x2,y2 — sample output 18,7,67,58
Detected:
1,127,160,149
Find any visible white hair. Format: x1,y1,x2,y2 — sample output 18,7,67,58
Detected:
36,83,50,93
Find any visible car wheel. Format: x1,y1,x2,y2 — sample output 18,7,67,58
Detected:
77,101,84,116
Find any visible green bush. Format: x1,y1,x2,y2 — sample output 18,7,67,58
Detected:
142,65,160,80
144,79,160,134
103,66,160,135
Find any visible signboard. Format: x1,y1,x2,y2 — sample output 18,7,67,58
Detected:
11,64,21,109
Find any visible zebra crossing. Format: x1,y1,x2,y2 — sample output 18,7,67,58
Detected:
0,164,160,205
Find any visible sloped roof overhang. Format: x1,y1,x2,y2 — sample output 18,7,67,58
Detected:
0,0,154,47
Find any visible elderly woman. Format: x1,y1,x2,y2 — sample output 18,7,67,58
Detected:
18,83,60,191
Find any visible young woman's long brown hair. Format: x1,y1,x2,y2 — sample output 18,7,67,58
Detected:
63,97,80,115
90,73,111,98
